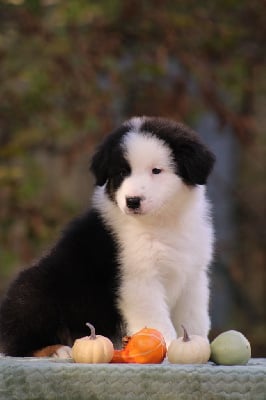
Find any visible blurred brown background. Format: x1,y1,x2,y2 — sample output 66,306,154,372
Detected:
0,0,265,355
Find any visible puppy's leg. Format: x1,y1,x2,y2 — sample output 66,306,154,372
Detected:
119,277,177,346
171,272,210,338
33,345,72,358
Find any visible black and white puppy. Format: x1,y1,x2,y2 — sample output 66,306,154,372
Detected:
0,116,215,357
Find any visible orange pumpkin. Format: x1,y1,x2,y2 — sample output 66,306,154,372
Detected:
111,349,127,363
111,327,166,364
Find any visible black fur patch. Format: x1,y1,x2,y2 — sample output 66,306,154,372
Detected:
90,124,132,201
0,211,123,356
90,125,129,187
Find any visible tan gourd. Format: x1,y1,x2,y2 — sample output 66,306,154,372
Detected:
72,323,114,363
167,325,211,364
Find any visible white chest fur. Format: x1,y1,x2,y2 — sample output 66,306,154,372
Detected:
117,207,212,307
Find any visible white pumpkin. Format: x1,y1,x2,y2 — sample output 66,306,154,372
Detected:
167,325,211,364
72,323,114,363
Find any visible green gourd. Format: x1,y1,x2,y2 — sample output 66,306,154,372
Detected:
210,330,251,365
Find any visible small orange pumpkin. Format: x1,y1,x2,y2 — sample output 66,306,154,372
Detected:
112,327,166,364
111,349,127,363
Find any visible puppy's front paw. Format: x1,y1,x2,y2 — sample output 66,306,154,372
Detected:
33,344,72,358
52,345,72,359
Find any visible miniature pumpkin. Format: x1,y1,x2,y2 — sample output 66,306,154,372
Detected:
72,322,114,363
167,325,211,364
210,330,251,365
112,327,167,364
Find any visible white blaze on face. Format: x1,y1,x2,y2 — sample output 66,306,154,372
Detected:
115,131,185,216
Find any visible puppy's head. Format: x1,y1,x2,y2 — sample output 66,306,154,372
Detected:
91,117,215,216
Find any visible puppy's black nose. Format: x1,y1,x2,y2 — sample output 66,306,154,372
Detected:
126,196,141,210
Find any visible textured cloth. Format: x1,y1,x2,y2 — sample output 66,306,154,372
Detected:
0,357,265,400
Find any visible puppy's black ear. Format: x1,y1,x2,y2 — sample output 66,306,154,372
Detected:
140,117,215,186
90,124,130,186
90,142,110,186
175,139,215,186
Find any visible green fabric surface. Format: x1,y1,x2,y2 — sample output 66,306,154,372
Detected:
0,357,265,400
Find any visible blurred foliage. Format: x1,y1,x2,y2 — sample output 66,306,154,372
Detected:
0,0,265,354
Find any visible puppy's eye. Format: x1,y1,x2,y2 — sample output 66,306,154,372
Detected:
152,168,162,175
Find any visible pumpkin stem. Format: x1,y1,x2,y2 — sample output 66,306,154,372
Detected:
86,322,96,340
181,325,190,342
